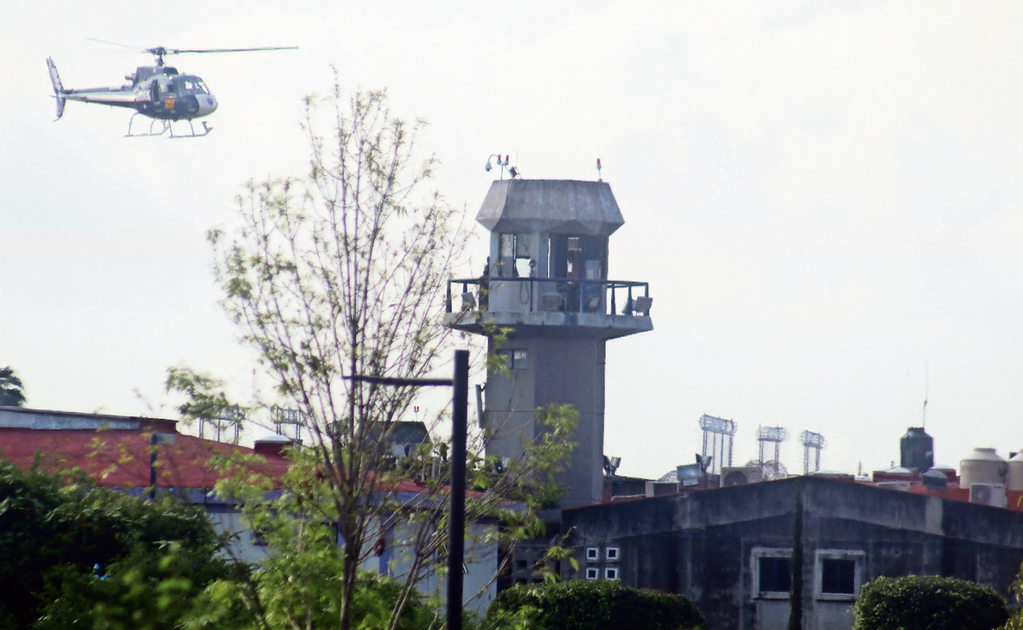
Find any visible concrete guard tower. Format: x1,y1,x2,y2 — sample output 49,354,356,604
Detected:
445,179,652,508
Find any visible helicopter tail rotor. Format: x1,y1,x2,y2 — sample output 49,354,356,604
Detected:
45,57,66,120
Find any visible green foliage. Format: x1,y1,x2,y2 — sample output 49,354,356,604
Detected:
0,459,229,629
165,366,243,428
853,575,1008,630
189,525,438,630
34,542,243,630
484,580,704,630
0,365,26,407
1004,563,1023,630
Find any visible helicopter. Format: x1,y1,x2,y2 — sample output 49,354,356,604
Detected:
46,44,296,138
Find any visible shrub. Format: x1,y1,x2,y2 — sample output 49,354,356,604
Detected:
853,575,1008,630
0,460,228,629
1004,562,1023,630
484,579,704,630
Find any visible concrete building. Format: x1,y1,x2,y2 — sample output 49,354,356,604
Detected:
563,475,1023,630
445,178,652,508
0,406,502,613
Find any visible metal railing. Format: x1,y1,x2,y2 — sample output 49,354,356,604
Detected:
446,277,650,316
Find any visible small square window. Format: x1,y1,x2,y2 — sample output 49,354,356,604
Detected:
604,567,619,580
585,567,600,580
606,546,620,561
497,349,529,370
586,547,600,561
821,559,855,595
752,548,793,600
815,550,864,600
759,557,791,593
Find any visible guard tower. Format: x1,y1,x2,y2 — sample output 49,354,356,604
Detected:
446,179,652,508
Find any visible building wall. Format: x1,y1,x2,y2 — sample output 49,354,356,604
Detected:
485,336,606,508
564,477,1023,630
377,520,499,615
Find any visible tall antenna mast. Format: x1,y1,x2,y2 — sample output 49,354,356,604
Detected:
922,361,929,429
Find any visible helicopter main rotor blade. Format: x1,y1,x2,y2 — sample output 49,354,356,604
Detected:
162,46,298,55
87,37,145,51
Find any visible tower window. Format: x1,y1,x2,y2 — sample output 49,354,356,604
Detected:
497,349,529,370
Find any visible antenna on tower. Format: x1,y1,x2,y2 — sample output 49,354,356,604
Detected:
748,425,789,480
272,406,304,443
199,405,244,445
698,414,737,475
799,430,826,475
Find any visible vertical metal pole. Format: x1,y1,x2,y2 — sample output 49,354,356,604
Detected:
447,350,469,630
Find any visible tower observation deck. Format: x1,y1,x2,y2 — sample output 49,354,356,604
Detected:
445,179,652,508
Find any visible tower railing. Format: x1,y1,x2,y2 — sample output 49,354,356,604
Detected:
445,277,650,317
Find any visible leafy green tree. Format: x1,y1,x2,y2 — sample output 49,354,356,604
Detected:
166,81,578,630
853,575,1008,630
0,459,230,629
0,365,26,407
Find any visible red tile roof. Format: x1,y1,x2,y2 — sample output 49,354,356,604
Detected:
0,414,288,490
0,407,515,505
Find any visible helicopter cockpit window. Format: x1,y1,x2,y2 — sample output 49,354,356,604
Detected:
180,77,209,95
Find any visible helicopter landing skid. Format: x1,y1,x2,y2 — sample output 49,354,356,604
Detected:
126,114,212,138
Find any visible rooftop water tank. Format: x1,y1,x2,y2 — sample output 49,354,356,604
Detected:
1008,450,1023,491
900,427,934,471
960,448,1008,488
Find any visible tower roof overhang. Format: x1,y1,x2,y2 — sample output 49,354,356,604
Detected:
477,179,625,236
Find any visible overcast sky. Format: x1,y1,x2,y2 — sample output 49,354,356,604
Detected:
2,1,1022,480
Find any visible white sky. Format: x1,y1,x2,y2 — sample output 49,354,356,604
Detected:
2,1,1022,481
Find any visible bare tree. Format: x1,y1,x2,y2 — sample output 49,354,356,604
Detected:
191,83,576,630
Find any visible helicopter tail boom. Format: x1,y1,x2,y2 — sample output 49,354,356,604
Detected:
46,57,66,120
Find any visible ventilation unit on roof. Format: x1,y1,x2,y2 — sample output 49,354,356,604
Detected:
969,483,1007,507
720,466,763,487
645,481,679,497
876,481,911,492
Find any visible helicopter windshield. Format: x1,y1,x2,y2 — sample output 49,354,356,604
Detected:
179,76,209,95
